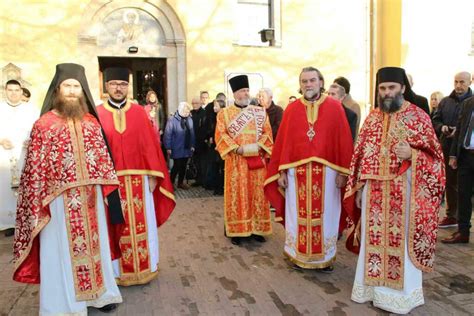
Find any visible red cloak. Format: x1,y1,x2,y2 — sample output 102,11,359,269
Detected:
264,96,354,224
97,101,175,226
13,112,121,284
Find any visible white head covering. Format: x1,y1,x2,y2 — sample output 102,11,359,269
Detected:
178,102,190,117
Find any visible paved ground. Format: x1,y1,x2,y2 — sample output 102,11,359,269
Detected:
1,187,473,316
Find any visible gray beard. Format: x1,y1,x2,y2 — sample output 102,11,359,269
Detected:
379,93,404,113
235,98,249,107
304,90,320,101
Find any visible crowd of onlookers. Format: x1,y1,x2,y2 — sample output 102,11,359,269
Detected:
141,70,473,244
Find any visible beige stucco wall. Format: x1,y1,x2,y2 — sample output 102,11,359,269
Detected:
1,0,370,114
401,0,474,101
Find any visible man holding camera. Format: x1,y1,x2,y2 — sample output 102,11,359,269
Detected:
432,72,472,228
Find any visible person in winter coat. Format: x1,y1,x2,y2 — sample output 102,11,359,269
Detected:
164,102,195,189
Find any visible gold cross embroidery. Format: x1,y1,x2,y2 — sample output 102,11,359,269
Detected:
313,165,322,175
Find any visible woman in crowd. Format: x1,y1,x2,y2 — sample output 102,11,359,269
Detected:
429,91,443,118
164,102,195,189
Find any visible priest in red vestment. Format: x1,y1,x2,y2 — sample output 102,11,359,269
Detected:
13,63,124,314
97,67,175,286
215,74,273,246
264,67,353,271
344,67,445,314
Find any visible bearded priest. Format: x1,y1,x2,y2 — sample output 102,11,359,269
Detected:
264,66,353,272
345,67,445,314
13,63,124,314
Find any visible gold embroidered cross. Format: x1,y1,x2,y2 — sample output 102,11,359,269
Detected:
313,165,322,175
137,222,145,231
132,178,141,186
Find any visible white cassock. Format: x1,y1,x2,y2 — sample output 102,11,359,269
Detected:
0,102,38,230
39,186,122,316
284,166,341,267
112,176,160,278
351,169,424,314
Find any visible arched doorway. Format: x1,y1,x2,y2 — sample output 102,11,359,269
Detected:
77,0,186,115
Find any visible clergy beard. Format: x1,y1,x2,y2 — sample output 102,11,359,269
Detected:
379,92,404,113
53,93,89,120
304,89,320,101
235,97,249,107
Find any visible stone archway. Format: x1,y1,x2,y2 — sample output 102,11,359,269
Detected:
77,0,186,113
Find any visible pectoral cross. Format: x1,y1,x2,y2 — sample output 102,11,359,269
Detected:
307,125,316,141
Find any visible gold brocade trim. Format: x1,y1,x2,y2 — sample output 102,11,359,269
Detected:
278,157,350,175
300,94,327,124
116,269,159,286
74,120,89,179
116,170,164,178
407,149,431,272
68,119,89,184
42,180,120,207
344,181,366,200
159,186,176,201
13,216,49,272
284,251,335,269
264,173,280,187
258,141,272,155
297,218,323,225
220,144,239,159
102,100,132,133
364,176,406,290
64,186,105,301
118,175,152,284
294,163,325,261
225,231,273,237
379,113,390,176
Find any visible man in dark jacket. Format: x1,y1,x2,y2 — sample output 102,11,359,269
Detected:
257,88,283,141
190,96,208,186
203,92,227,190
443,95,474,243
432,71,473,228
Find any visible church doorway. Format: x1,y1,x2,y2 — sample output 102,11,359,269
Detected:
98,57,168,117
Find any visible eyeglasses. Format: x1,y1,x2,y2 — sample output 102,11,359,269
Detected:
108,82,129,89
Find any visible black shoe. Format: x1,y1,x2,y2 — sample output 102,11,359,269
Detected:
253,235,266,243
231,237,241,245
4,228,14,237
97,303,117,313
320,265,334,274
191,182,202,187
213,190,223,196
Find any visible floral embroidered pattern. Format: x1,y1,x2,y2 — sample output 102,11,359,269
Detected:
346,104,445,275
13,112,119,278
63,186,104,301
352,281,424,314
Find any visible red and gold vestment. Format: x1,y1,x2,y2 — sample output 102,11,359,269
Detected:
345,102,445,289
13,112,120,300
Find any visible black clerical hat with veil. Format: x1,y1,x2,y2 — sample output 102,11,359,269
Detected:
40,63,124,225
374,66,416,108
40,63,99,120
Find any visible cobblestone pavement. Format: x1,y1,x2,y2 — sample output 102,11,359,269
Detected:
1,188,473,315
